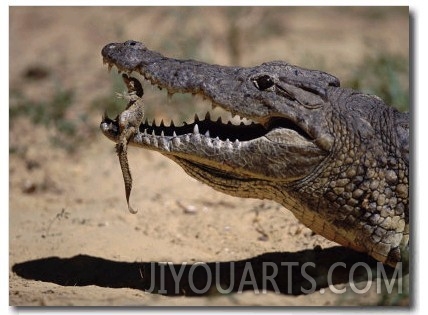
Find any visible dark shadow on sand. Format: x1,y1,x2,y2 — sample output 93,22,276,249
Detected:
12,246,405,296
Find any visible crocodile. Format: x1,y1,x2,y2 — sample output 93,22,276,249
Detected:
100,40,409,267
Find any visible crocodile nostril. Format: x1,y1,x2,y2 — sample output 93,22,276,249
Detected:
125,40,137,46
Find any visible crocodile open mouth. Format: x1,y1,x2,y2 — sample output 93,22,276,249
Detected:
102,66,313,144
135,114,311,143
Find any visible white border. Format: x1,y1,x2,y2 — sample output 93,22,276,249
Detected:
2,2,9,314
5,0,417,5
3,1,425,315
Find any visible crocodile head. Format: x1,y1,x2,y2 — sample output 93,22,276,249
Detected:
101,40,409,267
101,40,340,195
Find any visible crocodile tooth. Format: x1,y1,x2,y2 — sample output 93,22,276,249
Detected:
151,137,158,147
173,131,177,137
193,133,202,143
194,114,200,122
203,136,212,147
204,130,210,137
213,136,221,148
204,112,211,121
170,120,175,128
144,128,148,135
160,119,165,127
193,124,199,134
234,139,240,147
172,136,181,146
144,118,149,125
216,117,222,124
184,134,190,142
151,119,157,127
151,130,156,136
244,118,254,125
160,137,169,151
161,130,165,137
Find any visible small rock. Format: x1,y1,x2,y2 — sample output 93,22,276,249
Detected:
177,201,197,214
22,179,36,194
258,235,269,242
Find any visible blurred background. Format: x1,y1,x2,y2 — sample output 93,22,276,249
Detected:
10,6,409,153
9,7,409,306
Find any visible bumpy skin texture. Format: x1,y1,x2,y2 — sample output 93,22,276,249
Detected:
115,74,145,214
101,40,409,267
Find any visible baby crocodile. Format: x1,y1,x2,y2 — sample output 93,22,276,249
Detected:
114,74,145,214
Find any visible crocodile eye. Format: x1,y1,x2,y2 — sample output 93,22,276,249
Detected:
253,75,275,91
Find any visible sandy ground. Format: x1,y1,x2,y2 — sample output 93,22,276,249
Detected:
9,7,409,306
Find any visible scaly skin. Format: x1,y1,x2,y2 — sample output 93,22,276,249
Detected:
100,40,409,267
115,74,145,214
